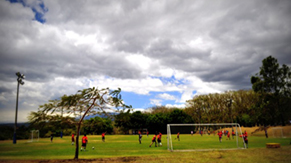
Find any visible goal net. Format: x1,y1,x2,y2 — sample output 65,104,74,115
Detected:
272,127,284,138
27,130,39,142
167,123,246,152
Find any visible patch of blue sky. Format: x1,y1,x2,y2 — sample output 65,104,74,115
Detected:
8,0,48,23
150,75,188,86
121,91,183,109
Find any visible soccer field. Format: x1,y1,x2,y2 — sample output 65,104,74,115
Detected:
0,134,290,162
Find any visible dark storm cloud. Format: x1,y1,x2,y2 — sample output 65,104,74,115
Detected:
0,0,291,123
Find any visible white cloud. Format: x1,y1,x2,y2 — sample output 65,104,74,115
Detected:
150,99,162,106
125,54,152,70
156,93,176,101
165,103,185,108
0,0,290,123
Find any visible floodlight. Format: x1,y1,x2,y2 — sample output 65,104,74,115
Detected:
13,72,25,144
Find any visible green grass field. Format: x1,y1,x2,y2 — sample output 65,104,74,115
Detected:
0,134,290,162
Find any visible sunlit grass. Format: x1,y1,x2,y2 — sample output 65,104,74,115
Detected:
0,134,290,161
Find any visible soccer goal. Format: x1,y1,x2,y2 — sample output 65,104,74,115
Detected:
167,123,246,152
27,130,39,142
272,127,284,138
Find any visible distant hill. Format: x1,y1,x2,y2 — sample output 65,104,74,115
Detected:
0,123,30,127
0,113,118,126
83,112,118,120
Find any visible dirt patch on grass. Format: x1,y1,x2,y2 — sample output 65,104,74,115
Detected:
0,157,139,163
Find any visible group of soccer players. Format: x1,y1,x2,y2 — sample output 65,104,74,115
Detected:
149,132,163,147
74,131,165,151
217,129,235,142
70,132,106,151
71,129,248,151
217,129,248,148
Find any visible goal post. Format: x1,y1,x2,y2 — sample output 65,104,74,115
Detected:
167,123,246,152
27,130,39,142
272,127,284,138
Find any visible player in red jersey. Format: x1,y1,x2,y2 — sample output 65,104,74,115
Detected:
81,134,88,151
217,131,223,143
71,133,75,145
240,132,248,148
244,130,248,137
227,130,230,140
175,132,180,141
102,132,106,142
157,132,162,146
149,134,157,147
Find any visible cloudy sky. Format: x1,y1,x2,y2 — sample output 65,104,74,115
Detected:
0,0,290,123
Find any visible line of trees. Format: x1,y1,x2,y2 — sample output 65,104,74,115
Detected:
114,108,193,134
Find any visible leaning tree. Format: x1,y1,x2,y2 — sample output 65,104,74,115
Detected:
70,87,131,159
29,87,131,159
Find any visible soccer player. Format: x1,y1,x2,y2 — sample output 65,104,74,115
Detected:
50,134,53,143
175,132,180,141
191,131,193,136
217,130,222,143
244,130,248,137
147,131,149,137
81,134,88,151
240,132,248,148
102,132,106,142
71,133,75,145
149,134,157,147
232,129,235,139
227,130,230,140
138,131,142,144
157,132,162,146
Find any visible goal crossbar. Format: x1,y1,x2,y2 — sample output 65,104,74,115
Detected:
167,123,246,152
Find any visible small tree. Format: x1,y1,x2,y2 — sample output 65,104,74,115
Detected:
29,87,130,159
72,87,130,159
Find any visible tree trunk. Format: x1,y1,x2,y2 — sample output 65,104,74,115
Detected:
73,99,96,159
278,99,286,126
74,122,81,159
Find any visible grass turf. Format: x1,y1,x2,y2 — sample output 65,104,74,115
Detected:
0,134,290,161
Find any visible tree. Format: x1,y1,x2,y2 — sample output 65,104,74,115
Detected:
168,109,193,124
83,116,113,135
146,112,170,134
185,90,263,126
72,87,130,159
251,56,291,126
114,110,132,134
29,87,130,159
130,111,148,130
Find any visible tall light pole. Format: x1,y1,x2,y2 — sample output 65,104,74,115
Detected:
13,72,25,144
